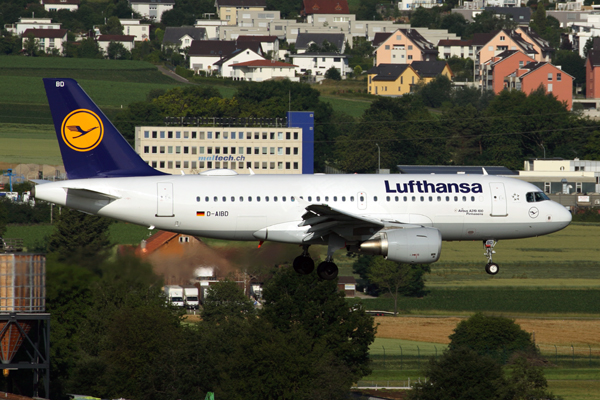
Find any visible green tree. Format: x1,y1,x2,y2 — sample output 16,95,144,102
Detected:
531,2,547,35
356,0,381,21
505,356,559,400
448,313,537,363
22,32,38,56
353,65,363,77
106,41,131,60
102,15,123,35
415,75,453,108
261,266,376,381
0,201,6,237
367,258,412,315
77,37,102,58
46,208,113,271
553,50,585,86
325,66,342,80
410,347,507,400
201,279,255,323
114,101,164,144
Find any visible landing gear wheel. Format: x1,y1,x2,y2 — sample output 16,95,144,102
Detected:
293,255,314,275
317,261,338,281
485,262,499,275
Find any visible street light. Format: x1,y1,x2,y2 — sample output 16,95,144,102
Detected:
375,143,380,174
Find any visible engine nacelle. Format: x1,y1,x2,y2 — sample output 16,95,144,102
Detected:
359,227,442,264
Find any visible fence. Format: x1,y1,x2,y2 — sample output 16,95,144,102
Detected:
370,344,600,370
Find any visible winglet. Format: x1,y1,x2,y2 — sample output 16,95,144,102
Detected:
43,78,165,179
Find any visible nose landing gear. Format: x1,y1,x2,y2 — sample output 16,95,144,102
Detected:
484,239,499,275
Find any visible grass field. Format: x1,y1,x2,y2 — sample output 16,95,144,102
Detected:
0,124,61,164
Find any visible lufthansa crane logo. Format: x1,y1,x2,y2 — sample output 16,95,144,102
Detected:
61,109,104,152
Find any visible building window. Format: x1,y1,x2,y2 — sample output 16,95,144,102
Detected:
557,73,561,81
548,73,552,81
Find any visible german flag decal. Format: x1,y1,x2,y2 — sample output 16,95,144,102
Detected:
196,211,205,217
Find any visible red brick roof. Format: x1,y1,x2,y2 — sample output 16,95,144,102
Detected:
303,0,349,15
230,60,296,67
22,28,67,38
137,230,179,256
42,0,80,4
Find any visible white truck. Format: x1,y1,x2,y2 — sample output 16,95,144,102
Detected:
182,285,199,311
163,285,185,308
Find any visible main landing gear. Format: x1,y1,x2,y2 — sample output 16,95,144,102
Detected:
483,239,499,275
292,244,340,281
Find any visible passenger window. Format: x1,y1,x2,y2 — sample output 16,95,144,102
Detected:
196,196,200,202
257,196,261,202
274,196,278,202
471,196,475,201
231,196,235,202
420,196,424,202
248,197,252,202
437,196,441,202
395,196,399,202
462,196,467,202
374,196,378,202
205,196,209,202
350,196,355,202
386,196,390,202
454,196,458,201
403,196,407,202
266,196,269,202
222,196,226,202
325,196,329,202
214,196,218,202
428,196,432,201
412,196,416,202
308,196,312,201
240,196,244,202
291,196,295,202
283,196,286,202
334,196,338,201
342,196,346,202
446,196,450,201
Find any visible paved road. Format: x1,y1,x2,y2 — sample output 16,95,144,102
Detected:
157,65,191,84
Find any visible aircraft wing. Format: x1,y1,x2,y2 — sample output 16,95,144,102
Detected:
299,204,385,241
66,188,121,201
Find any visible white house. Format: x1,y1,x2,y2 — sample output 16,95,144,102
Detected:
22,28,67,54
120,19,151,41
290,52,350,77
188,40,239,73
237,35,279,57
42,0,79,12
230,59,297,81
7,18,62,36
162,26,206,50
215,48,265,77
128,0,174,21
194,19,229,40
97,34,136,55
398,0,443,10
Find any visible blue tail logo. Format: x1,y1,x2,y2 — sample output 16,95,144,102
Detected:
44,78,165,179
62,109,104,152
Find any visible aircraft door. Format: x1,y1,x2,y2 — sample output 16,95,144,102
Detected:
489,182,507,217
357,192,367,210
156,182,174,217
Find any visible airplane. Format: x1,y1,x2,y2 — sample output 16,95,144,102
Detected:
33,78,572,280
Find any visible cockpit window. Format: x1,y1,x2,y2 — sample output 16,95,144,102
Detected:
526,192,550,203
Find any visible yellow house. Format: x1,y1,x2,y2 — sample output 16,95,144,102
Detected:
367,64,420,96
215,0,266,25
410,61,454,84
367,61,453,96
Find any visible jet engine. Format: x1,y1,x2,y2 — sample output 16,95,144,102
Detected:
359,227,442,263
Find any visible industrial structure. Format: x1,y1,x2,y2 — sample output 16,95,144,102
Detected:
0,253,49,398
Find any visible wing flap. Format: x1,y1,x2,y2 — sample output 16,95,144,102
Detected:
300,203,385,241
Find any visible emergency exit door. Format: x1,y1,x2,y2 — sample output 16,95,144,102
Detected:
489,182,507,217
157,182,174,217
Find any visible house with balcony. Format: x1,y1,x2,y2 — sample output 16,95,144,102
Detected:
42,0,79,12
515,27,553,62
504,62,573,109
215,0,267,25
482,50,536,93
290,52,350,77
302,0,350,23
128,0,174,21
21,28,67,54
214,47,265,77
373,28,437,66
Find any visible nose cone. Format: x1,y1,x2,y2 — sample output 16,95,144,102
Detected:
552,202,572,231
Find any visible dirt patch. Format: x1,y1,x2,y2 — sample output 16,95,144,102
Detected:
374,316,600,347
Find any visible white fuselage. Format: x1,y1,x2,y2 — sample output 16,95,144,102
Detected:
35,173,571,248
